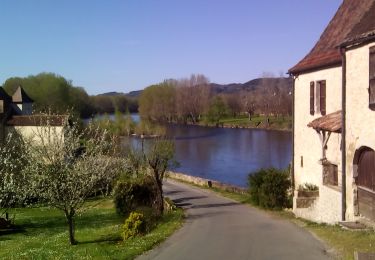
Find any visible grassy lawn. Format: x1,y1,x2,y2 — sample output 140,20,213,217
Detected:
169,177,375,260
0,198,184,260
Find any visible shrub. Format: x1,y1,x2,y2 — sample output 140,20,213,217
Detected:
122,212,146,240
113,175,158,216
248,168,291,209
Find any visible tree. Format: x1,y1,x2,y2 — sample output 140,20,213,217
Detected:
24,113,125,245
0,134,30,220
145,139,175,216
206,96,228,124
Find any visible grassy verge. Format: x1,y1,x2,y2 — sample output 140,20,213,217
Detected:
199,115,292,131
169,177,375,260
0,198,184,260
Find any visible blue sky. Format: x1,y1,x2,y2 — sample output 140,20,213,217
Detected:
0,0,342,95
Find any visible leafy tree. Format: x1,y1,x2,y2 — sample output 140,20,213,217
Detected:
0,134,30,219
206,96,228,124
145,139,175,216
24,112,125,245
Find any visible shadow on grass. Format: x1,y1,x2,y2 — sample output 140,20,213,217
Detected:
78,233,122,245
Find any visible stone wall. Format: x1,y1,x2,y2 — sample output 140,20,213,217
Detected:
167,171,247,194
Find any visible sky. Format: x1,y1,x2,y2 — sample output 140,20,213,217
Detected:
0,0,342,95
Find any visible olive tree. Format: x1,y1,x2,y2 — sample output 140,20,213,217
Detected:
24,114,126,245
145,139,175,216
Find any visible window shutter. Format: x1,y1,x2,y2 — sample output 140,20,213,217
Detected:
320,81,326,115
310,81,315,115
370,48,375,109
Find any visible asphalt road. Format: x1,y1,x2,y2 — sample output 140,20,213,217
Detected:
137,180,331,260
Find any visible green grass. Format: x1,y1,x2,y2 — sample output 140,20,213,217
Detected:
169,177,375,260
0,198,184,260
200,115,292,130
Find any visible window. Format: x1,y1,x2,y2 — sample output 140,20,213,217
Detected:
323,162,338,186
309,80,326,115
369,47,375,109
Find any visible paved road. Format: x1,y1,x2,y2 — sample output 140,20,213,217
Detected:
137,180,330,260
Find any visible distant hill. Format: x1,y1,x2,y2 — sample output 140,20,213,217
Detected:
210,77,292,95
98,77,293,98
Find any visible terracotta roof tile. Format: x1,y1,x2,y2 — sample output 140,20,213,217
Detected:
289,0,374,74
307,110,342,133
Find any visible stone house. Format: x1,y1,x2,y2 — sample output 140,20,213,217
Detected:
289,0,375,224
0,86,66,143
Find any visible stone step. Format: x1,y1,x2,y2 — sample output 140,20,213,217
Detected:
296,197,317,208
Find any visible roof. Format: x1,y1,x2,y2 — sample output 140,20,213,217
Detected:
289,0,374,74
6,115,67,127
12,86,34,103
0,88,11,102
307,110,342,133
341,1,375,47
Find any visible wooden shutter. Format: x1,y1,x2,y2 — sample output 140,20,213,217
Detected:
370,47,375,109
310,81,315,115
320,81,326,115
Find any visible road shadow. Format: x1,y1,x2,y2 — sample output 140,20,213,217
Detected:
164,190,184,196
173,196,207,204
191,202,239,209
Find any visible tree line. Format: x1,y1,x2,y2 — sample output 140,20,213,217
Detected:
2,73,138,118
139,74,292,124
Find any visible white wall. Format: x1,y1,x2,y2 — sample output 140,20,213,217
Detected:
345,42,375,221
293,66,343,223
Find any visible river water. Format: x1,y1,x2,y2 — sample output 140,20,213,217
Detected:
89,114,292,188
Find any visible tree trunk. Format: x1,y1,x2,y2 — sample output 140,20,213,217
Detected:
66,211,77,245
154,176,164,216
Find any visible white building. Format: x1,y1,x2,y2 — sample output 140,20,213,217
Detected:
0,86,66,143
289,0,375,223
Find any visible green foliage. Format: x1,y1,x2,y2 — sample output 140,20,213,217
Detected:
2,73,138,118
139,81,176,122
206,96,229,124
134,120,166,136
298,183,319,191
113,176,158,216
248,168,291,209
122,212,146,240
92,110,135,136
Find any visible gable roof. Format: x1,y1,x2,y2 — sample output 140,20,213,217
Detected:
341,1,375,47
0,88,11,102
6,115,67,126
12,86,34,103
289,0,374,74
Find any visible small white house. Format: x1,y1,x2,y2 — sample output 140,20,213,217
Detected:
289,0,375,223
0,86,66,143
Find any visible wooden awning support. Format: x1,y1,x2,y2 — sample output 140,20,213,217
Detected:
309,111,342,160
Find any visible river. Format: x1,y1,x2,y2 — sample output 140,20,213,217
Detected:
89,114,292,188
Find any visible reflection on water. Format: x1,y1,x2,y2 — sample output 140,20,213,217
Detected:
127,122,292,188
166,125,291,187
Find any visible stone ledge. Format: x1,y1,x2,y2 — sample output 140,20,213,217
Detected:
167,171,247,194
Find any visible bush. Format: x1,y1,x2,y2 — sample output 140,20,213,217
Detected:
122,212,146,240
113,175,158,216
248,168,291,209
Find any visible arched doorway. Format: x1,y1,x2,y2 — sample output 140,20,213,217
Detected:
355,147,375,220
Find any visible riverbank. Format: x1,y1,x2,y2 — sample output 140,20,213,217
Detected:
185,115,292,132
168,172,375,260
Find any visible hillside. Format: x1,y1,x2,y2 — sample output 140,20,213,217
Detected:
105,77,293,98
